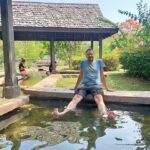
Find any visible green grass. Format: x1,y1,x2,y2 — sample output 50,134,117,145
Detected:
57,76,76,89
106,72,150,91
20,71,46,88
56,72,150,91
0,87,2,97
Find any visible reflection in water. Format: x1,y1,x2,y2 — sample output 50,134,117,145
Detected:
78,110,116,150
131,113,150,149
19,140,47,150
0,111,29,150
0,102,149,150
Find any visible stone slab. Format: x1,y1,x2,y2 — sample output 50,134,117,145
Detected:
0,96,29,116
0,111,29,131
24,87,150,105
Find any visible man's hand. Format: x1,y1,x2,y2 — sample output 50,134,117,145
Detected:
106,88,114,92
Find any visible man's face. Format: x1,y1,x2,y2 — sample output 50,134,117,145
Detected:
86,51,94,61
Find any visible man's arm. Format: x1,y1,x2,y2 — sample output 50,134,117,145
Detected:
100,69,111,91
74,69,83,90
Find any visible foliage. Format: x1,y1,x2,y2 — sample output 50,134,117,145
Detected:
118,0,150,49
102,46,120,71
93,38,114,57
110,19,142,51
15,41,45,60
55,41,81,68
103,56,119,71
71,39,121,71
111,0,150,51
119,0,150,26
132,114,150,147
41,42,50,56
116,0,150,79
42,41,83,68
72,60,81,70
119,50,150,79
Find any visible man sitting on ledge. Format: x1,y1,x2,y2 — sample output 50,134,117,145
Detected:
52,48,115,119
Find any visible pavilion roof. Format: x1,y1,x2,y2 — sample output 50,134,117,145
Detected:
0,1,118,41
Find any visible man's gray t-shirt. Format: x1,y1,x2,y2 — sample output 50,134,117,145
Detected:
80,59,105,86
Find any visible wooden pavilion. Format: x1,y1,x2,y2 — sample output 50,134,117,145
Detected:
0,0,118,98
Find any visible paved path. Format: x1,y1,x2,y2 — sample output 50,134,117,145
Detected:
32,74,62,88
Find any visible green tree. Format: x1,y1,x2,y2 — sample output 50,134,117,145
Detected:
118,0,150,79
55,41,81,68
110,19,142,51
42,41,82,69
15,41,46,60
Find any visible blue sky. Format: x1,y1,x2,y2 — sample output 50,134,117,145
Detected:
14,0,150,23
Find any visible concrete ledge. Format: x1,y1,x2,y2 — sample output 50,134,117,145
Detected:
0,111,29,131
24,87,150,105
0,96,29,116
104,91,150,105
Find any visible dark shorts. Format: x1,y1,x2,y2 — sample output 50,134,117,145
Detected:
75,84,104,97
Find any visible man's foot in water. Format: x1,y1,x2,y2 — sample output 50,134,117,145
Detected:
108,111,116,120
51,108,62,116
103,111,116,120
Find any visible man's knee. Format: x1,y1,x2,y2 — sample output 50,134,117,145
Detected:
72,94,83,103
94,94,103,103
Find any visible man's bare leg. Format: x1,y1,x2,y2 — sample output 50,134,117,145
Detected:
94,94,115,119
52,94,83,116
94,94,107,116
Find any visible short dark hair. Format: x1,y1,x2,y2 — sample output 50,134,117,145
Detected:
85,48,93,53
21,58,25,62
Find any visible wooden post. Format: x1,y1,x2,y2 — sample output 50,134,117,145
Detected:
1,0,20,98
50,38,55,73
99,37,102,58
91,40,94,49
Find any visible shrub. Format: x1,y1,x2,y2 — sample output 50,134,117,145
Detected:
119,50,150,79
72,56,119,71
72,60,81,70
103,56,119,71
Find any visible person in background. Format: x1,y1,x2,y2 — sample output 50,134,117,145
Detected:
19,58,30,79
46,61,57,75
49,61,57,73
